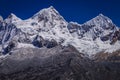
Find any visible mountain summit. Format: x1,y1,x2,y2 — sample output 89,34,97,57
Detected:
5,13,22,23
32,6,65,21
85,14,116,30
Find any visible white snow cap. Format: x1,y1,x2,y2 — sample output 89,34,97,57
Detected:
5,13,22,23
32,6,65,21
85,13,113,26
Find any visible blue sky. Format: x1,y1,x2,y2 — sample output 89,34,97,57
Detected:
0,0,120,26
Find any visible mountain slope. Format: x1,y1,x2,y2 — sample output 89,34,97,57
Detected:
67,14,120,56
0,6,72,54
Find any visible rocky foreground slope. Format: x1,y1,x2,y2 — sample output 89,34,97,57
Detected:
0,45,120,80
0,6,120,80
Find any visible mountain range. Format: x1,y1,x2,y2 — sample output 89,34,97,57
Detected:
0,6,120,80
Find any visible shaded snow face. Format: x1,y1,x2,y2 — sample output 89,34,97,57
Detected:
0,6,120,57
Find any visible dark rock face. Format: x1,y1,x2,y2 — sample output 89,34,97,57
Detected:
32,35,44,48
3,41,16,54
32,35,58,48
44,39,58,48
110,30,120,44
0,23,17,44
0,46,120,80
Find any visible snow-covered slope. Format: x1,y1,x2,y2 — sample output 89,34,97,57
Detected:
0,6,73,54
67,14,120,56
13,6,71,42
68,14,118,40
0,6,120,57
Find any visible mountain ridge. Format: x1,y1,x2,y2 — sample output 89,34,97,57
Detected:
0,6,120,57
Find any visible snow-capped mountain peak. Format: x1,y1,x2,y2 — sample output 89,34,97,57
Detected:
5,13,22,23
1,6,71,49
66,13,120,56
22,6,71,41
82,14,119,40
84,14,114,30
68,14,119,41
32,6,65,22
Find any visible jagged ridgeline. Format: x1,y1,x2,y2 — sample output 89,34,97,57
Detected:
0,6,120,80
